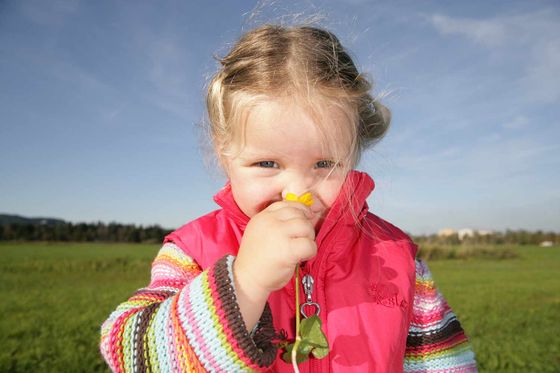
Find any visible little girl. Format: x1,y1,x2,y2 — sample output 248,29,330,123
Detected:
100,25,477,372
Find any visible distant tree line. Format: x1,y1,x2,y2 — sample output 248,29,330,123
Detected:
0,222,172,243
413,230,559,246
1,218,557,246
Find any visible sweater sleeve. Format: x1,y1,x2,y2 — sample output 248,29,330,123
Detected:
99,243,277,372
403,259,477,373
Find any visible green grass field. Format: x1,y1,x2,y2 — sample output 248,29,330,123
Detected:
0,242,559,372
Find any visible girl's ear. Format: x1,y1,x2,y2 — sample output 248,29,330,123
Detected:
211,141,229,176
216,151,231,178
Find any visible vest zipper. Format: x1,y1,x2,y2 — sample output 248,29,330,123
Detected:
300,273,320,318
303,229,340,373
298,271,322,373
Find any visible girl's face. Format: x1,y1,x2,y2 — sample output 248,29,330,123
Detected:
223,98,351,230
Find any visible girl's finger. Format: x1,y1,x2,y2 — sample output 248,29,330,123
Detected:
264,201,312,219
280,218,316,239
289,237,317,262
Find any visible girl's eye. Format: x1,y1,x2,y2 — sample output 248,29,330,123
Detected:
255,161,278,168
316,160,336,169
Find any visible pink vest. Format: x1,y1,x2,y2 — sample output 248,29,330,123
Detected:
165,171,417,372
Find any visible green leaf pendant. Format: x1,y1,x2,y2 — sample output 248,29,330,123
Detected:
280,265,330,366
281,315,329,363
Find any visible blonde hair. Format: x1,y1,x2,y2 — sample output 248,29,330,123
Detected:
206,24,390,169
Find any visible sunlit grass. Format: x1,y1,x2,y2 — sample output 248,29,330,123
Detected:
428,245,560,372
417,244,519,260
0,242,159,372
0,242,558,372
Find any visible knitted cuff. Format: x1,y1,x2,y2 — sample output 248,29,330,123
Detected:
178,255,277,371
216,255,277,367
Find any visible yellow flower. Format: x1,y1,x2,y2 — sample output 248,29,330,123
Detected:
285,192,314,206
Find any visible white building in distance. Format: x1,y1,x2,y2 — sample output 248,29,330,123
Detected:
438,228,495,240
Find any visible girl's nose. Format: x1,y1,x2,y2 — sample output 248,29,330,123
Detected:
281,173,315,200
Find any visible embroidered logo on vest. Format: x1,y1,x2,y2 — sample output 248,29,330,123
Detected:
367,282,408,310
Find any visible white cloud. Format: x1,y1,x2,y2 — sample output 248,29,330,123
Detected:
428,10,560,105
370,132,560,234
430,14,507,47
502,115,529,130
520,39,560,104
385,131,559,191
127,26,200,120
429,10,559,48
20,0,81,27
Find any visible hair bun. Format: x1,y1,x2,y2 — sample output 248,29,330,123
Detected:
358,97,391,150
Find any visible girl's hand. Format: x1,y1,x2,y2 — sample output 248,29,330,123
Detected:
235,201,316,293
233,200,316,331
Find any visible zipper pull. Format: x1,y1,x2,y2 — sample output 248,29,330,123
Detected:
300,273,321,318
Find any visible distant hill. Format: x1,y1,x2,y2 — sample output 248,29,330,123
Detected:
0,214,171,242
0,214,66,226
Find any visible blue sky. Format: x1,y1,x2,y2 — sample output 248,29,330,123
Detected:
1,0,558,235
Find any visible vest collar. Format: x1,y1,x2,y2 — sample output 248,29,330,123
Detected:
315,170,374,247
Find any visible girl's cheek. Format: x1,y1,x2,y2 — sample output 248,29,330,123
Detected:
244,181,279,213
317,182,344,208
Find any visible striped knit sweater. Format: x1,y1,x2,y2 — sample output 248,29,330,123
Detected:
404,260,477,372
100,243,477,372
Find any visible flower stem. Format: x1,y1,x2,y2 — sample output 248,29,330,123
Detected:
291,265,301,373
